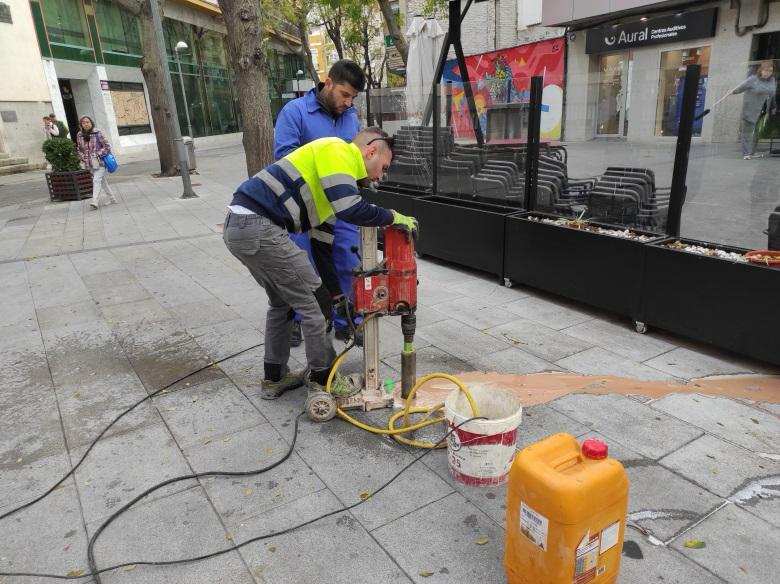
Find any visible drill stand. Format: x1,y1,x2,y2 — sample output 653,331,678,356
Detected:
304,225,417,422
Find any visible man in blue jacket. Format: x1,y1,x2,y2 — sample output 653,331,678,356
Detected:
274,60,365,347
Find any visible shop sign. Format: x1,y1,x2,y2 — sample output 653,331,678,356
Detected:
586,8,718,54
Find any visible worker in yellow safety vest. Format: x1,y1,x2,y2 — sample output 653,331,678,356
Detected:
223,127,417,400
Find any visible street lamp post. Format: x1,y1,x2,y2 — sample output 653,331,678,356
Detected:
295,69,304,96
175,41,194,139
148,0,196,198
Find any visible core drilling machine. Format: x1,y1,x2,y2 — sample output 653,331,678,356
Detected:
303,225,418,422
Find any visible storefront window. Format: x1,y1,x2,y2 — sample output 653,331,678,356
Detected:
596,53,631,136
199,31,239,135
163,19,207,137
655,46,711,137
94,0,141,56
41,0,91,48
108,81,151,135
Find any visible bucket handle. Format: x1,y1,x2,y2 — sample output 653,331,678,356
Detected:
550,452,583,471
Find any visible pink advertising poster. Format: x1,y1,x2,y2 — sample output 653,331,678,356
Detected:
442,37,565,140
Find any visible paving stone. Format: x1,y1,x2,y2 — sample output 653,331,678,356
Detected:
644,347,760,378
373,492,505,584
182,422,326,528
26,256,92,309
81,269,153,307
625,463,724,542
155,379,265,449
0,481,91,584
407,302,449,328
69,249,125,277
673,504,779,584
382,346,475,378
660,434,780,498
651,394,780,455
486,317,593,362
619,536,727,583
87,486,254,584
728,473,780,529
292,417,453,531
473,346,562,375
166,298,242,331
421,448,508,527
0,449,71,513
188,318,264,360
233,489,411,584
562,319,676,362
556,347,674,381
72,422,194,525
501,294,595,330
416,280,465,306
759,402,780,416
515,404,592,450
35,300,102,331
435,296,521,330
417,319,510,362
455,277,530,304
549,394,703,459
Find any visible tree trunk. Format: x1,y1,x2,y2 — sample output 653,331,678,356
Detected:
218,0,274,176
361,19,375,88
115,0,178,176
323,11,343,60
376,0,407,66
295,10,320,84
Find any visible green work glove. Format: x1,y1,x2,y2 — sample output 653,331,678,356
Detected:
391,210,419,239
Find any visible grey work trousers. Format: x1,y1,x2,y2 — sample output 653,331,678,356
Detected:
222,212,336,372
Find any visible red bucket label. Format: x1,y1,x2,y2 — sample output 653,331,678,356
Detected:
447,422,519,487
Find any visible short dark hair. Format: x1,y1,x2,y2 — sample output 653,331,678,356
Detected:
328,60,366,92
49,113,56,118
355,127,394,153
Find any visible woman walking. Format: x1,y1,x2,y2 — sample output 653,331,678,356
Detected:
732,60,776,159
76,115,117,209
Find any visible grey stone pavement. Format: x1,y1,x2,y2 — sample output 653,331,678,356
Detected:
0,145,778,584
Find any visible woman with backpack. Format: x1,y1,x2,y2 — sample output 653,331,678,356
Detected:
76,115,117,209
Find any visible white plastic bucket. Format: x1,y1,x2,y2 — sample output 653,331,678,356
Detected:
444,385,523,487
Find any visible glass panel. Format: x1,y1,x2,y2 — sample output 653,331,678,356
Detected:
538,59,674,236
681,59,779,253
655,46,711,137
199,31,238,135
108,81,151,135
163,19,208,137
373,85,434,194
596,53,628,136
41,0,91,47
431,77,532,209
94,0,141,56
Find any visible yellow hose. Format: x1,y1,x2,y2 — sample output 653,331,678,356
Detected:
325,350,479,449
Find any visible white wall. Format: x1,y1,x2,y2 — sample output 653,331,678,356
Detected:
0,0,51,102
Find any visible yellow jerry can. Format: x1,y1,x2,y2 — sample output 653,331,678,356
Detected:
505,433,629,584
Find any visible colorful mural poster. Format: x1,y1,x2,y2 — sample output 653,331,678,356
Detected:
442,37,565,140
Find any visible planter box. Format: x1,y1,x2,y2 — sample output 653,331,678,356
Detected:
46,170,93,201
414,196,518,278
504,212,662,320
643,237,780,366
362,187,428,218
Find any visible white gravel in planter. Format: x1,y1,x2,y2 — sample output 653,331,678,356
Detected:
526,216,654,241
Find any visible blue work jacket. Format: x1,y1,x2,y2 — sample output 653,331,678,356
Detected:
273,86,360,160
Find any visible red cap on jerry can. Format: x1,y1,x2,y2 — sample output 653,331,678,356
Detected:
582,439,608,459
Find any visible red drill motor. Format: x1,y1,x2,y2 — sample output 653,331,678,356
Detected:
353,226,417,316
352,226,417,397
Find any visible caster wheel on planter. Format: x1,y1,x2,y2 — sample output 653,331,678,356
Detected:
634,321,648,334
504,278,514,288
305,392,337,422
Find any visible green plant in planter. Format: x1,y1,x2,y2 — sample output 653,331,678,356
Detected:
42,138,81,172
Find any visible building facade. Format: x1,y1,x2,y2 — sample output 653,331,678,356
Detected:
0,0,304,164
544,0,780,143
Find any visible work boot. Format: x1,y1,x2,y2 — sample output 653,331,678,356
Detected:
290,321,303,347
261,366,305,400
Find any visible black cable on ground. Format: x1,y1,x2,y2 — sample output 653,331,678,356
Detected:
0,342,265,523
0,415,484,581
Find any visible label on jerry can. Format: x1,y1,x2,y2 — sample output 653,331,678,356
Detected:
573,531,600,584
519,502,549,551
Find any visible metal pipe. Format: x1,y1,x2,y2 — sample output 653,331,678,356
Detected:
400,313,417,399
524,76,543,212
174,50,194,139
